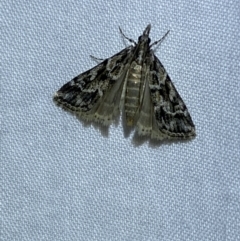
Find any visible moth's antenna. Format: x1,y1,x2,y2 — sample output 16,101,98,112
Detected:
119,26,137,45
150,30,170,48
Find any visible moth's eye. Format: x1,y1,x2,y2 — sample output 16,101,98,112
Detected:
148,38,151,44
138,36,141,41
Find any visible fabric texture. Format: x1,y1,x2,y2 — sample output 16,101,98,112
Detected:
1,0,240,240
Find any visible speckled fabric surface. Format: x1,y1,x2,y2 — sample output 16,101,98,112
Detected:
2,1,240,240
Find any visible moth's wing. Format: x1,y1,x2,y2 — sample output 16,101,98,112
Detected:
136,63,154,136
53,47,133,125
142,54,196,140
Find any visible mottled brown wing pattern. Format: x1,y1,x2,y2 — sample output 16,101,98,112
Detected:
53,47,133,125
148,54,196,139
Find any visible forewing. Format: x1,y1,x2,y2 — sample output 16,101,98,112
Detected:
149,54,196,139
53,47,133,125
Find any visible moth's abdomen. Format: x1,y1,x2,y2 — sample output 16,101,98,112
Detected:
124,62,143,126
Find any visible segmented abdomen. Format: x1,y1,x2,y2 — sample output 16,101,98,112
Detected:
124,61,143,126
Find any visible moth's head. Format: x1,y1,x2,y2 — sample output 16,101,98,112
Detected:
138,24,151,45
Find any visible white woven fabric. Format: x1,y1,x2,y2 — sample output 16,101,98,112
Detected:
2,0,239,240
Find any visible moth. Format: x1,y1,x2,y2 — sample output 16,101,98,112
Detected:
53,24,196,140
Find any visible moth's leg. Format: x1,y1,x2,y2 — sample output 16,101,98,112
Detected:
150,30,170,48
119,27,137,45
90,55,104,62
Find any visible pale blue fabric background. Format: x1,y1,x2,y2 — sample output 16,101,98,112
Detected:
1,0,240,240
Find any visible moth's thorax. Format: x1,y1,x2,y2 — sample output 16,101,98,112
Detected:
134,36,151,65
